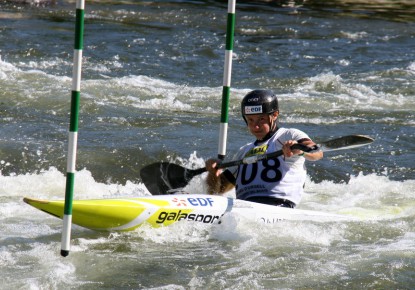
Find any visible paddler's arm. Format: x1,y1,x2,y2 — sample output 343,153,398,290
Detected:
205,159,235,195
282,139,323,161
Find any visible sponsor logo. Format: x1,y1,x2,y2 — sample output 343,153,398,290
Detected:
171,197,215,207
156,210,222,224
260,217,284,223
244,105,262,114
245,144,268,157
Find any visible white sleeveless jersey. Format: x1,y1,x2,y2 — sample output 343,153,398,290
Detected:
230,128,309,205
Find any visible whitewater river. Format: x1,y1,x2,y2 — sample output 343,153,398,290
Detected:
1,0,414,289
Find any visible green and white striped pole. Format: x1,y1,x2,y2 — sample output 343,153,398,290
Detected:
61,0,85,257
218,0,236,160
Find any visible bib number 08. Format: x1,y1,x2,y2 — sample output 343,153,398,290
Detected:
240,157,282,185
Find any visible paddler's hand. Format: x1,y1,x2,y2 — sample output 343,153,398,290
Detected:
205,158,222,177
205,158,232,195
283,140,323,161
282,140,303,158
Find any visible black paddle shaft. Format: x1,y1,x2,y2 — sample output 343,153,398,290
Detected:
140,144,313,195
140,135,374,195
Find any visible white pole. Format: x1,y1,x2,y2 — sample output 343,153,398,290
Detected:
61,0,85,257
217,0,236,160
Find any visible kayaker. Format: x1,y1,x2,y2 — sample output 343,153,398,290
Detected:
205,89,323,208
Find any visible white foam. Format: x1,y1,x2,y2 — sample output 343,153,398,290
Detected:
0,167,149,200
302,172,415,220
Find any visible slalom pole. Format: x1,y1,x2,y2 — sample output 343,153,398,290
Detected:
217,0,236,160
61,0,85,257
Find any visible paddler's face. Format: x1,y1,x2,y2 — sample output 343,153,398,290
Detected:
245,112,278,140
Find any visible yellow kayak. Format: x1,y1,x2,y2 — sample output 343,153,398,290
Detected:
24,194,354,231
23,195,230,231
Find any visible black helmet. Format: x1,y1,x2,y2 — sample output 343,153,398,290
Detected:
241,89,279,119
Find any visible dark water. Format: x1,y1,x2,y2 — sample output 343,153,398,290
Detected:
1,0,415,289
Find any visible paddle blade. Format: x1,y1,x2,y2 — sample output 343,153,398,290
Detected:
140,162,192,195
320,135,374,152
